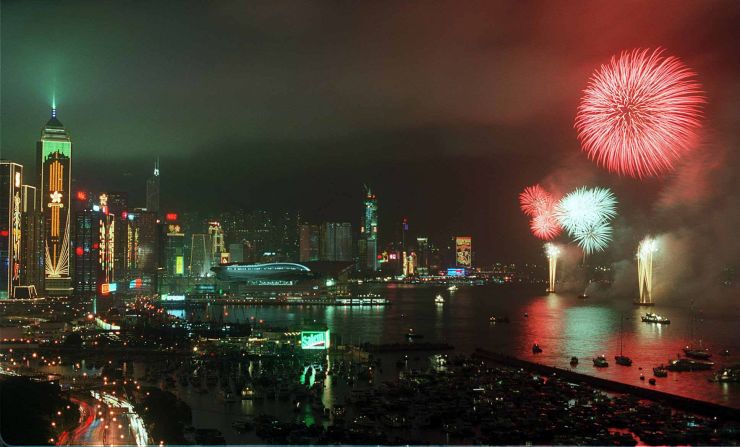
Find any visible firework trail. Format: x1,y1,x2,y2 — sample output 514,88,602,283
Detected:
545,243,560,292
575,48,704,178
637,237,658,304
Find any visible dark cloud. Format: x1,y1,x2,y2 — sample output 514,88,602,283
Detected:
1,0,738,264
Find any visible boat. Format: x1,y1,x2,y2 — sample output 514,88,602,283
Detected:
593,355,609,368
648,378,656,385
639,374,645,381
719,349,730,357
641,312,670,324
653,365,668,377
532,343,542,354
666,358,714,371
434,295,445,305
406,329,424,339
615,314,632,366
447,285,458,292
577,294,588,299
683,346,712,359
570,356,579,366
489,316,510,323
710,368,740,383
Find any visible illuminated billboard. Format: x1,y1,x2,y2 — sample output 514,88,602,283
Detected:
301,329,331,350
175,256,184,275
455,236,472,267
447,268,466,277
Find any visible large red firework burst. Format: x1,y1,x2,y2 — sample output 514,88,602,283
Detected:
575,48,704,178
519,185,554,217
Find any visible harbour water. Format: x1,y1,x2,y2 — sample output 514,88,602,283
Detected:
184,284,740,409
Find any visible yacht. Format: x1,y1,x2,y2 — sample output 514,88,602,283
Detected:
666,358,714,371
641,312,671,324
683,346,712,359
615,314,632,366
434,295,445,305
593,355,609,368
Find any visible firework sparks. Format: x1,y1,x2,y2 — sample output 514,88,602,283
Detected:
545,243,560,292
530,212,561,240
637,236,658,304
519,185,554,217
572,222,613,255
575,48,704,178
555,187,617,234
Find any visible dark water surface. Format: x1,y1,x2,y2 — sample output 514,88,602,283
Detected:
190,284,739,409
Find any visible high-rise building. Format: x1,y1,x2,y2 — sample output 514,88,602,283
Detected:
0,162,23,298
145,159,160,214
358,186,379,272
189,234,211,277
299,224,320,262
416,237,430,276
20,185,42,293
208,221,226,265
455,236,472,267
162,215,185,277
131,209,158,274
72,192,101,295
320,222,352,262
37,108,73,296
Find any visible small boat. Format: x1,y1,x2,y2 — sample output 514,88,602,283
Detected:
447,285,458,292
641,312,671,324
406,329,424,339
639,374,645,381
577,294,588,299
489,316,510,323
648,378,656,385
570,356,579,366
710,368,740,383
593,355,609,368
523,312,529,318
683,346,712,359
615,355,632,366
666,358,714,372
653,365,668,377
434,295,445,305
532,343,542,354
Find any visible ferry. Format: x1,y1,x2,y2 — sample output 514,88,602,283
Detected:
434,295,445,305
641,312,671,324
666,358,714,371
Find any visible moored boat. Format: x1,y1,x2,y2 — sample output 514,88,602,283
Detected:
641,312,670,324
593,355,609,368
666,358,714,372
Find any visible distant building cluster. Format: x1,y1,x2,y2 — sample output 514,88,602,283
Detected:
0,109,487,300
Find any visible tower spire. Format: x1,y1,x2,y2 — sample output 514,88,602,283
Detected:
154,157,160,176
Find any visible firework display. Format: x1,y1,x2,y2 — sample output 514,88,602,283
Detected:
637,237,658,304
575,48,704,178
530,211,561,240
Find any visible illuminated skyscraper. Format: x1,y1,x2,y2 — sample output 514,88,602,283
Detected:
189,233,211,277
146,158,160,214
358,186,378,272
0,162,24,298
37,107,73,296
20,185,42,294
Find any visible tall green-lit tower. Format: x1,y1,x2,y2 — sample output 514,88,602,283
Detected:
37,106,73,296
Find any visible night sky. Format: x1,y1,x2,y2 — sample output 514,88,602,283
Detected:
1,1,739,265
